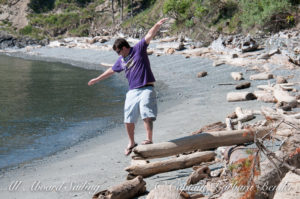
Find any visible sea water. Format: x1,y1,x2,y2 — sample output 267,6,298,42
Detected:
0,54,126,169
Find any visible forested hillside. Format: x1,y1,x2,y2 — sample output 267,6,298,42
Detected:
0,0,299,41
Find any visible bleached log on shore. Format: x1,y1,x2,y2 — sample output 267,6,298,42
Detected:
261,107,300,125
234,107,255,123
132,127,271,160
126,151,215,178
146,185,185,199
231,72,243,81
273,85,297,108
227,92,257,102
250,72,274,80
273,171,300,199
93,176,146,199
254,90,276,103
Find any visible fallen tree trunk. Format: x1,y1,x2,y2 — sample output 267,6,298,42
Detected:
227,92,257,102
186,166,210,185
132,127,271,160
93,176,146,199
126,151,215,178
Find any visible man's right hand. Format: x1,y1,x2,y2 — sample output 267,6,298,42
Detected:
88,78,98,86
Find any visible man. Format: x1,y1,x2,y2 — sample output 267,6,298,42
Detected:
88,18,168,155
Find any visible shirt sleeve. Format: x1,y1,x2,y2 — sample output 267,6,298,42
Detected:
135,38,149,53
111,58,124,73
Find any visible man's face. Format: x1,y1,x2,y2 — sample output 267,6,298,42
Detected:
116,47,124,57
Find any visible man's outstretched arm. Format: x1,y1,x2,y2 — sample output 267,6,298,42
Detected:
145,18,168,45
88,67,115,86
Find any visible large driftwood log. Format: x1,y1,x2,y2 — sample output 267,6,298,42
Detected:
126,151,215,178
227,92,257,102
146,185,185,199
132,127,271,160
93,176,146,199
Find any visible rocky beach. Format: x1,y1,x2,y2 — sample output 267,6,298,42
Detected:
0,27,300,199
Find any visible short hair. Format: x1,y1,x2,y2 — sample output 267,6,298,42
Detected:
113,38,130,51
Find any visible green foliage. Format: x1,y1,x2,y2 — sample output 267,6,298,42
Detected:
163,0,192,21
240,0,292,29
28,0,55,13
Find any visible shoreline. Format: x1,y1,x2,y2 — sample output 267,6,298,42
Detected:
0,35,299,198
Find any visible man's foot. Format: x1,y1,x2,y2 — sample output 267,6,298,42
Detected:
141,140,153,145
124,143,137,156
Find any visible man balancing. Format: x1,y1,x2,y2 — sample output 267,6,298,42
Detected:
88,18,168,156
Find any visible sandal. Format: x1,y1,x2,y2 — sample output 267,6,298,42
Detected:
141,140,153,145
124,143,137,156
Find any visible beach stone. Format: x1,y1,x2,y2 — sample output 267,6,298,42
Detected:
197,71,207,78
231,53,238,58
166,48,175,54
276,76,288,84
235,82,251,90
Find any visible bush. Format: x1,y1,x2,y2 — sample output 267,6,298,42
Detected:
19,25,33,35
163,0,192,22
28,0,55,13
240,0,292,30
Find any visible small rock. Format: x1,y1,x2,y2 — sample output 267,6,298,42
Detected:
166,48,175,54
197,71,207,78
231,53,238,58
276,76,288,84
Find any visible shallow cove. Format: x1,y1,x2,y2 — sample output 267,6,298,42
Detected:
0,54,126,169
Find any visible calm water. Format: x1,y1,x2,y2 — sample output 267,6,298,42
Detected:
0,54,125,169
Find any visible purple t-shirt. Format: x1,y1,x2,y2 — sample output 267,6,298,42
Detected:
112,38,156,90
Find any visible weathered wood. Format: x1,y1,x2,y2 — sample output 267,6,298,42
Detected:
254,90,276,103
227,92,257,102
146,185,185,199
186,166,210,185
132,127,271,160
93,176,146,199
231,72,244,81
197,71,207,78
192,121,226,135
273,171,300,199
234,107,255,123
225,118,233,131
250,73,274,80
235,82,251,90
273,85,297,108
126,151,216,178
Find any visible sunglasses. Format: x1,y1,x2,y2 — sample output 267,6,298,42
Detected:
116,48,122,55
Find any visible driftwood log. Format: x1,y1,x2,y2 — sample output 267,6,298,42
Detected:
273,85,297,108
250,73,274,80
132,127,271,160
227,92,257,102
126,151,215,178
93,176,146,199
254,90,276,103
186,166,211,185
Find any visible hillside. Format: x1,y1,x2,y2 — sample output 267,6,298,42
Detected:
0,0,299,42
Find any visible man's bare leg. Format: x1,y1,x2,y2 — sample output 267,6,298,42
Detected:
125,123,135,147
143,118,153,143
